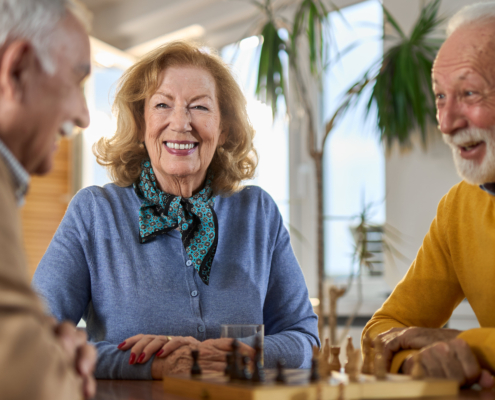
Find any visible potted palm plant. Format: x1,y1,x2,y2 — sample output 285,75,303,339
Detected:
241,0,443,338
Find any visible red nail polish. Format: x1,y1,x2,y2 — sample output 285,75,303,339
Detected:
117,341,126,349
156,350,164,357
129,353,136,364
137,353,145,363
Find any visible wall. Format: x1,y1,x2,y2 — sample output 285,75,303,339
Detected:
21,138,71,278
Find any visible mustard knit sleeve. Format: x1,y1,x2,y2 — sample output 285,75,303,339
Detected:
457,329,495,372
362,192,465,372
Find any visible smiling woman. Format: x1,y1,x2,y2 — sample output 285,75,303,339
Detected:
32,40,319,380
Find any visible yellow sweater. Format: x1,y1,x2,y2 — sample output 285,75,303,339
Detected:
363,181,495,373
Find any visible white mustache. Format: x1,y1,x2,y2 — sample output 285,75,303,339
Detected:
442,127,493,148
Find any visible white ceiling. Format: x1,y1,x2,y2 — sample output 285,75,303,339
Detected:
81,0,362,52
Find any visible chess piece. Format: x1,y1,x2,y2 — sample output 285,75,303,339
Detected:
337,382,345,400
344,336,354,373
361,334,374,375
411,353,425,380
225,353,233,376
252,336,265,383
241,355,252,380
190,350,201,376
320,338,331,378
310,345,320,382
373,338,386,380
329,346,341,372
348,349,361,382
275,358,287,383
229,339,243,381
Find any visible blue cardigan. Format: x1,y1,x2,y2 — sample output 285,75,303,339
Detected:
32,184,319,379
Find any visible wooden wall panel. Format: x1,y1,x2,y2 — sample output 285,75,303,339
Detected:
21,138,71,278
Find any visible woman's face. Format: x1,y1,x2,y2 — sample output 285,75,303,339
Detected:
143,66,225,194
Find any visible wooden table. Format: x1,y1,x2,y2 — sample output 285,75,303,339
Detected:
94,380,495,400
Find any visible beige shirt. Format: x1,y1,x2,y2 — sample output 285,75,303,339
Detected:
0,157,82,400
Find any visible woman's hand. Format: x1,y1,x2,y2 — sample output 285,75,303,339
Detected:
117,334,200,364
150,338,256,379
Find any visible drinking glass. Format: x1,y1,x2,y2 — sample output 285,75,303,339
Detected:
220,324,264,364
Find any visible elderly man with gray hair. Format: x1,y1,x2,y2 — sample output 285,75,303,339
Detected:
363,1,495,388
0,0,96,399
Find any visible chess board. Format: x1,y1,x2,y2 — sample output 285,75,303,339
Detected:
162,369,459,400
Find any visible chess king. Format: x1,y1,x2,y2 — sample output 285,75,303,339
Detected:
363,1,495,388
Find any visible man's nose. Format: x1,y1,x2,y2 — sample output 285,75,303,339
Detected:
170,107,192,133
437,98,467,135
75,90,90,129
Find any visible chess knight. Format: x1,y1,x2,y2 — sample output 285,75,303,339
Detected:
363,1,495,389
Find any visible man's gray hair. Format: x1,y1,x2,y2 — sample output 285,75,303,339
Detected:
447,1,495,37
0,0,90,75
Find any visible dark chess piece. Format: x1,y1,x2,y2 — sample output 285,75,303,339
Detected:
310,357,320,382
252,336,265,383
275,358,286,383
190,350,201,376
229,339,243,381
225,353,233,376
241,356,252,380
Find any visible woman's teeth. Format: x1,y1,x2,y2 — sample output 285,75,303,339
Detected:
166,142,196,150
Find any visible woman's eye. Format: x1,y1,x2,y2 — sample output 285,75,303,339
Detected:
156,103,169,109
465,91,474,96
192,105,208,111
435,93,445,100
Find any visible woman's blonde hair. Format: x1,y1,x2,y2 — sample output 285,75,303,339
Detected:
93,41,258,195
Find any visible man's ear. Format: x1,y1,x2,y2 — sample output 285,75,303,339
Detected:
0,40,37,103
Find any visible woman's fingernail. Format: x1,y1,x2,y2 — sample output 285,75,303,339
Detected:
137,353,145,363
156,349,164,357
117,341,126,349
129,353,136,364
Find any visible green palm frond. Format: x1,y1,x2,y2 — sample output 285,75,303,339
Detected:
255,20,286,118
354,0,444,148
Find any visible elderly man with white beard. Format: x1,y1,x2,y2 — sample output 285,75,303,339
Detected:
362,1,495,388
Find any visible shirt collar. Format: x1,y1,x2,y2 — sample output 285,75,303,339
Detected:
0,138,30,206
480,183,495,196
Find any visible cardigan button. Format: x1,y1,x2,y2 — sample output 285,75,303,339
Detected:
186,260,192,266
198,326,205,333
191,290,198,297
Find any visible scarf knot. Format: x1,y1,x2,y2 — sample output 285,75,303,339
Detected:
133,160,218,285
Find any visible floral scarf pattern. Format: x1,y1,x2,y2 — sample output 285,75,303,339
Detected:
133,160,218,285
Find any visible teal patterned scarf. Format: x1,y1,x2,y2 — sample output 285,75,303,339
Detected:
133,160,218,285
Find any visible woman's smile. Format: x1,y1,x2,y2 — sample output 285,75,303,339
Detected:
164,140,199,156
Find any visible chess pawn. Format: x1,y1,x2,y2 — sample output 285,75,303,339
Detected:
373,338,386,380
344,336,354,374
190,350,202,376
361,335,374,375
411,353,425,380
229,339,243,381
310,346,320,382
275,358,287,383
320,338,331,378
348,349,361,382
329,346,341,372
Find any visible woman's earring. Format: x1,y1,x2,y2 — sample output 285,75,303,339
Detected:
139,142,145,149
218,146,225,154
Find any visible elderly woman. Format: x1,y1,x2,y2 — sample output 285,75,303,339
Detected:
33,41,319,380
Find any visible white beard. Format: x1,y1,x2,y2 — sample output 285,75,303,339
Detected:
442,127,495,185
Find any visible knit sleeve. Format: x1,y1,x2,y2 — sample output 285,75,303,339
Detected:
32,188,94,324
362,192,465,373
457,329,495,372
261,192,320,369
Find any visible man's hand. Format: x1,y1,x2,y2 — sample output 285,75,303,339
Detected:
53,322,97,399
402,338,494,388
377,327,461,371
150,338,256,380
